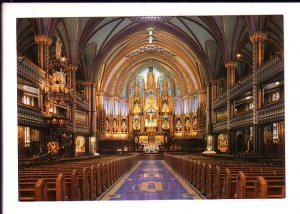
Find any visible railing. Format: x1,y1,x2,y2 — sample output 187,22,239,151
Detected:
213,120,227,132
213,92,227,109
76,96,89,110
75,123,90,133
230,110,253,128
258,53,284,83
18,104,45,126
17,58,46,85
230,73,252,99
258,99,284,123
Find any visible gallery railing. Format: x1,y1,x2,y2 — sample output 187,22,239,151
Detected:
230,73,252,99
230,110,253,128
258,53,284,83
213,92,227,109
258,99,285,124
76,95,89,110
17,57,46,85
213,120,227,132
18,103,45,127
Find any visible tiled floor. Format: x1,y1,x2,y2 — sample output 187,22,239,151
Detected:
101,160,202,200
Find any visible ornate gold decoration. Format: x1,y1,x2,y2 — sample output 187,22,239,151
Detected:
224,61,237,70
34,35,53,47
250,32,267,43
126,45,176,59
128,16,172,23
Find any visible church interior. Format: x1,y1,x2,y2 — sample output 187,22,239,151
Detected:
15,15,285,201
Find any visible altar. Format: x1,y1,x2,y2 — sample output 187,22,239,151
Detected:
129,66,173,151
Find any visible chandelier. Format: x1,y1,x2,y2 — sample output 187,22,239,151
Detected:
126,28,175,59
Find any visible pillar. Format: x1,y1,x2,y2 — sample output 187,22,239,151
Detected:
203,82,216,154
250,32,267,155
67,64,78,157
225,61,237,153
34,35,53,72
35,35,52,114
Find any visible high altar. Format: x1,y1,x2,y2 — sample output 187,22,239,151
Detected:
100,66,202,153
128,67,173,152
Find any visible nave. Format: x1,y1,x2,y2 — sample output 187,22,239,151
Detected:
18,153,285,201
100,160,202,200
13,13,286,203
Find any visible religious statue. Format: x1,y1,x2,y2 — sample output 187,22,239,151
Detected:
105,119,109,132
122,119,127,132
133,99,141,114
51,71,67,93
56,38,62,60
162,116,169,129
145,109,157,127
218,134,228,152
113,119,118,132
185,117,190,131
193,115,197,130
133,116,140,130
47,141,59,154
176,119,181,131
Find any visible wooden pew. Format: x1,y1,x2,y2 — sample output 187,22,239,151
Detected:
19,178,47,201
255,176,285,198
38,165,90,200
44,162,97,200
19,154,140,201
223,167,284,199
19,173,66,201
236,172,285,199
20,168,80,200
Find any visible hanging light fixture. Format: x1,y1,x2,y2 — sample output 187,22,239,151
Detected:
147,28,154,45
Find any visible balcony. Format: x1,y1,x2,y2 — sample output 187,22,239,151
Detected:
213,120,227,132
258,53,284,83
258,99,284,124
213,92,227,109
17,58,46,85
75,122,90,134
230,73,252,99
18,104,44,127
76,94,90,111
230,110,253,128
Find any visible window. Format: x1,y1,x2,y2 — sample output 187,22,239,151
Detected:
24,127,30,147
22,95,35,106
250,127,253,140
272,92,280,102
273,123,279,143
249,102,253,110
49,105,57,114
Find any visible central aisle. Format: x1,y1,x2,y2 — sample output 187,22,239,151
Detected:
101,160,202,200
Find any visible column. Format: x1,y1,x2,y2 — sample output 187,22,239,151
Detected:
250,32,267,155
95,91,104,134
90,85,96,133
211,80,218,124
203,82,216,154
35,35,52,114
158,113,162,132
34,35,53,71
206,83,213,135
67,64,78,157
199,89,206,138
225,61,237,153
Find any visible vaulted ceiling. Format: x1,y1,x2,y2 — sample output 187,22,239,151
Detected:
17,16,283,98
